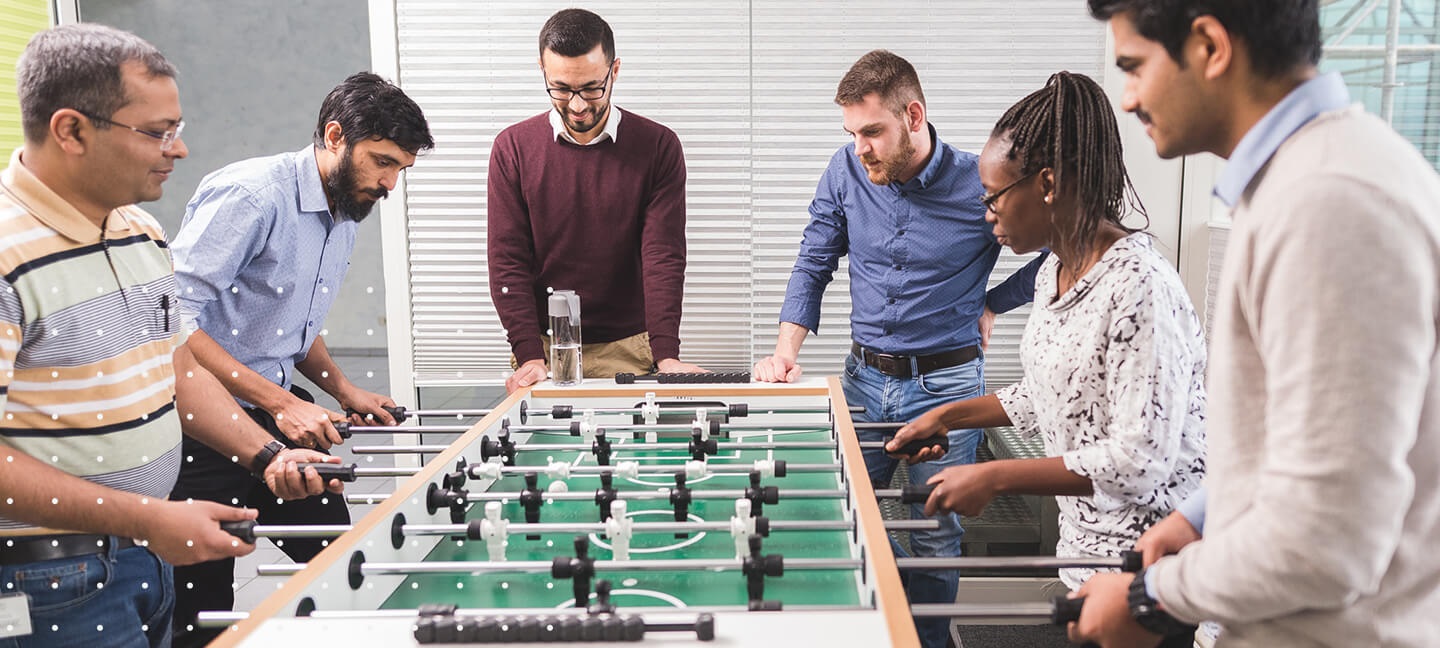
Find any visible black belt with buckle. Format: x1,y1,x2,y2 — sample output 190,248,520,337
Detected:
852,343,980,379
0,534,138,565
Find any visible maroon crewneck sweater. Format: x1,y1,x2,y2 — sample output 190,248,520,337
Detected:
487,108,688,365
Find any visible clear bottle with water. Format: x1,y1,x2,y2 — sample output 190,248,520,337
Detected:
548,290,583,386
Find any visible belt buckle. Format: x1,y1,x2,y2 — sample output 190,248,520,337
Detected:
875,353,909,378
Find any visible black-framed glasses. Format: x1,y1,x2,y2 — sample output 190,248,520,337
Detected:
77,109,185,151
545,66,614,102
980,170,1040,214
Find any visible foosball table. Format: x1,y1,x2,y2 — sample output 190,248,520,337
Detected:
205,379,928,646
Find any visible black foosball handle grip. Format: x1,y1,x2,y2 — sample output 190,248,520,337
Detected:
344,404,409,424
900,483,936,504
887,435,950,457
614,371,752,384
1120,550,1143,573
294,462,357,482
219,520,257,544
1051,595,1084,625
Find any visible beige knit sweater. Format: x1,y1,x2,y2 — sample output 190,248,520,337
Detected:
1152,105,1440,646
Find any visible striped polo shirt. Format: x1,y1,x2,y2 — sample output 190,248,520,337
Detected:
0,149,185,530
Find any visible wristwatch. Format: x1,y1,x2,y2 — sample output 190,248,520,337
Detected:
1128,567,1199,637
249,440,286,479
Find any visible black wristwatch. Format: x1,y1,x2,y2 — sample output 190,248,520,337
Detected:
1128,567,1199,637
249,440,286,479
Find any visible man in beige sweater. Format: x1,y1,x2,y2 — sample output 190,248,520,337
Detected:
1074,2,1440,647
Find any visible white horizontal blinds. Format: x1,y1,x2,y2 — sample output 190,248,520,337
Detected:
396,1,751,383
749,2,1105,388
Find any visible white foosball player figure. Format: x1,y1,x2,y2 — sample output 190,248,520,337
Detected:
729,498,757,560
605,500,633,560
480,501,509,561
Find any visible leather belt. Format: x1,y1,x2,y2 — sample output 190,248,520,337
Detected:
0,534,138,565
852,342,980,379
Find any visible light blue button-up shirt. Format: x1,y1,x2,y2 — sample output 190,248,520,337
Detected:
172,146,356,396
1148,72,1352,598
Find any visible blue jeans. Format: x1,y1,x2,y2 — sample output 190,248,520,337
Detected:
0,542,172,648
843,352,984,648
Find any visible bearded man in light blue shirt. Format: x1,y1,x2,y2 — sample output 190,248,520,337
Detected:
166,72,433,648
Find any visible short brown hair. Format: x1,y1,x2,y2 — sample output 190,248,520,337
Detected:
834,50,925,115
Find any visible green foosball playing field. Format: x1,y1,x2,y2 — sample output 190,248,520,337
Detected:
381,424,863,611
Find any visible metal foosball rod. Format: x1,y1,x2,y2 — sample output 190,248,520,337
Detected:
515,399,866,423
344,401,870,424
276,459,840,483
349,436,943,457
219,517,939,544
257,556,864,578
197,603,874,628
395,459,842,482
348,486,850,506
895,552,1142,572
504,419,901,436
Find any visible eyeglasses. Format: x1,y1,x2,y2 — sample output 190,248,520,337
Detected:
77,110,185,151
545,66,614,102
980,170,1039,214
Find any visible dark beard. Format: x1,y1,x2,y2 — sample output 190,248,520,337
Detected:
326,148,387,222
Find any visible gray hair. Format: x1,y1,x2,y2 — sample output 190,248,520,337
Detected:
16,23,176,143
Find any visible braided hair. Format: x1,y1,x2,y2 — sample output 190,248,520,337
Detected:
991,71,1146,261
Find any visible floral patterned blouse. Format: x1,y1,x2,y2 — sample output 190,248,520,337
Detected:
996,233,1207,589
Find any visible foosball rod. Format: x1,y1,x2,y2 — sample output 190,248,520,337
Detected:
276,461,840,483
504,421,902,435
197,603,875,628
895,553,1142,572
345,402,868,425
220,518,939,543
350,437,941,456
348,487,849,506
388,461,843,481
332,421,831,437
257,556,864,577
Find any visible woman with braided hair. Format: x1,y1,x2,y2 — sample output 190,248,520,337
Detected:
886,71,1207,591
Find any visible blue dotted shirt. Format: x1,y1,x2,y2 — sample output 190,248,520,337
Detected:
172,146,356,396
779,125,1042,356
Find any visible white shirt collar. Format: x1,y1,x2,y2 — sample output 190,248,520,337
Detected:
549,105,622,145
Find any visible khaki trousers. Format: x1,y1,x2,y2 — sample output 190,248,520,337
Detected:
513,331,655,378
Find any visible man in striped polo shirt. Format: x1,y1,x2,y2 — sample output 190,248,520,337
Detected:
0,24,343,647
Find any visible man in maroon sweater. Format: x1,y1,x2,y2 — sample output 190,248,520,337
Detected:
488,8,705,393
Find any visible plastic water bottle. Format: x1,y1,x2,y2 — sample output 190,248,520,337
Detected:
548,290,583,386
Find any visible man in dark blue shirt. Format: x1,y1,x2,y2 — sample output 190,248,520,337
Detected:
754,50,1041,648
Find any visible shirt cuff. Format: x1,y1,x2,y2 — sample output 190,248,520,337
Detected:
1145,565,1160,598
1176,489,1208,534
995,382,1038,437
